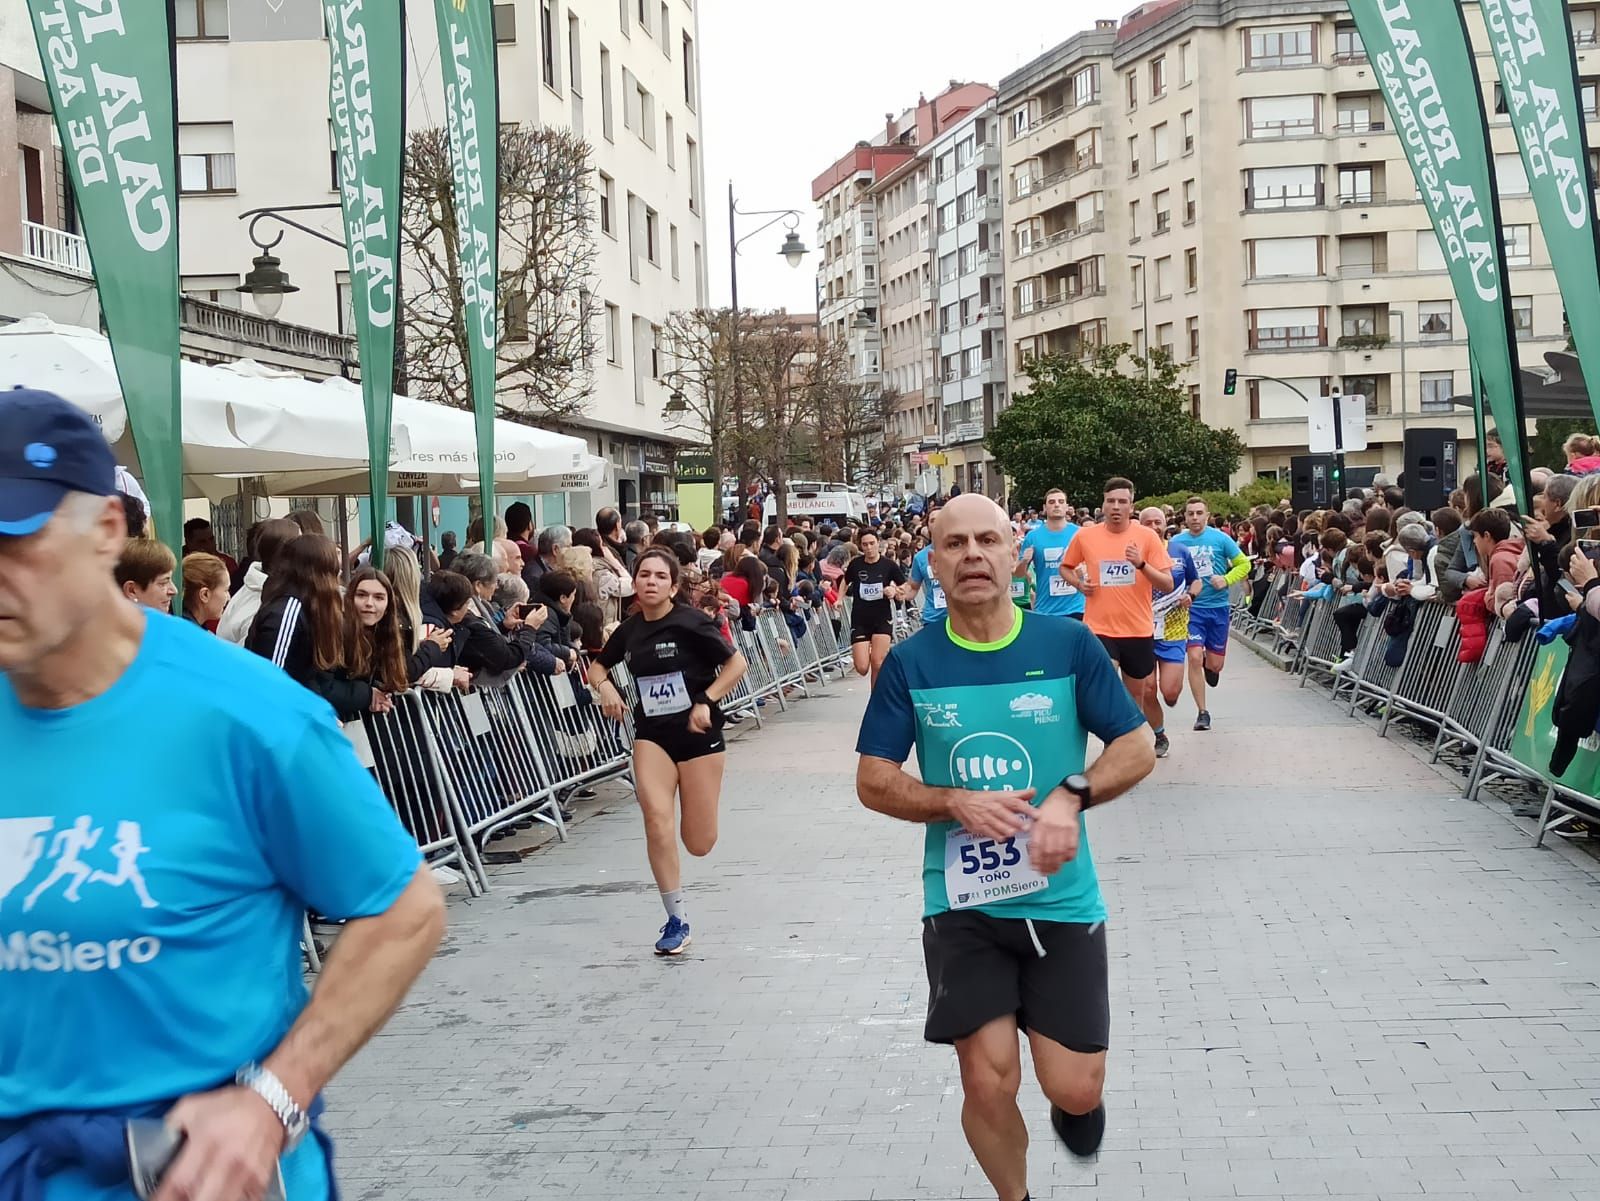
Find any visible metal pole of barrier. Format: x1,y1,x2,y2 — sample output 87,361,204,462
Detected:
302,914,323,972
407,692,493,892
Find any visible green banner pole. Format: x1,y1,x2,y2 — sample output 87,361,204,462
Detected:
1482,0,1600,432
1347,0,1533,513
325,0,406,569
434,0,502,537
1469,346,1489,482
26,0,182,572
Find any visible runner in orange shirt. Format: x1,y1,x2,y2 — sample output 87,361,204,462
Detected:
1060,477,1174,747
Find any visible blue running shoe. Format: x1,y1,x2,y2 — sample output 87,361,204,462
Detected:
655,915,692,955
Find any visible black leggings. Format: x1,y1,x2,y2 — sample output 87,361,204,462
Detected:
1333,604,1366,654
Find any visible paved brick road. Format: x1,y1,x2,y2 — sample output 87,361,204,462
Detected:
330,651,1600,1200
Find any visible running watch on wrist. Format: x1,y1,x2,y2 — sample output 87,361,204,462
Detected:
1061,773,1093,809
691,692,712,708
236,1063,309,1150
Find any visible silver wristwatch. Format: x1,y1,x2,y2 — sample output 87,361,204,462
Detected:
236,1063,310,1150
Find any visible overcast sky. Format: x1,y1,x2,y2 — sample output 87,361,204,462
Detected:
697,0,1111,315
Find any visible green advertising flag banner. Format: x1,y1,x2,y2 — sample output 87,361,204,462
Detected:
325,0,405,566
1509,638,1600,792
27,0,181,561
433,0,501,533
1347,0,1533,512
1482,0,1600,433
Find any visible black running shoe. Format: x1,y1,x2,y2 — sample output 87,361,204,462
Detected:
1194,710,1211,732
1153,731,1170,758
1050,1103,1106,1157
1204,666,1220,688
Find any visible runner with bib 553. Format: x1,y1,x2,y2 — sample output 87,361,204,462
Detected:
855,494,1157,1201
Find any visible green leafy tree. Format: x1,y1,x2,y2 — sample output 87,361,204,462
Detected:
985,346,1244,510
1526,417,1593,472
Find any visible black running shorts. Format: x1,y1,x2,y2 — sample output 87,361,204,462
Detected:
634,720,726,763
850,618,893,644
1096,634,1156,681
921,909,1109,1052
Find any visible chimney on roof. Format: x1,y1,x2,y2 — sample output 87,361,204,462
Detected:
948,79,960,89
1097,18,1115,30
885,112,898,140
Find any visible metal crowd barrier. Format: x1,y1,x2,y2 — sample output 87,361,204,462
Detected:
1252,591,1563,845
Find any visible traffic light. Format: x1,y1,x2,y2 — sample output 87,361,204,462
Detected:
1223,368,1238,396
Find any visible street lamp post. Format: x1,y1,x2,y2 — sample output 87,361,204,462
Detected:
727,182,808,522
1128,253,1149,380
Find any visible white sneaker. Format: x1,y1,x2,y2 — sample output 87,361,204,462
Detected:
1331,653,1354,673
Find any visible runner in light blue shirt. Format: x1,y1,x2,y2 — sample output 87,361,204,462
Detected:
1016,488,1084,619
1166,496,1250,732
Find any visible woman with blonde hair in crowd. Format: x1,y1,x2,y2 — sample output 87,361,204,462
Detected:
1563,432,1600,473
180,552,230,631
384,545,465,691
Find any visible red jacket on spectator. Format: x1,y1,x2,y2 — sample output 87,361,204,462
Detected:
1456,587,1491,663
1485,537,1525,600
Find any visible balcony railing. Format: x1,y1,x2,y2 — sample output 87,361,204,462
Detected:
181,295,357,364
1245,185,1324,210
1334,117,1385,133
1338,258,1388,278
1249,325,1326,351
20,220,91,276
1247,118,1318,139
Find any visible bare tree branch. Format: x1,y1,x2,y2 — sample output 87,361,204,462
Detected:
402,124,600,423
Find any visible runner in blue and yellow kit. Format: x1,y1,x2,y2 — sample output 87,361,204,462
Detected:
856,494,1158,1200
1168,496,1250,731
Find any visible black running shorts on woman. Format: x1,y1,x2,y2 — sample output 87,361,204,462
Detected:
922,910,1109,1051
844,555,904,642
596,605,735,763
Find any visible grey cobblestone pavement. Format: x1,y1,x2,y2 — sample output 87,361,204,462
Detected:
329,651,1600,1200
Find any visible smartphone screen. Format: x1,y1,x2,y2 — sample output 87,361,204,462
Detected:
1575,508,1600,531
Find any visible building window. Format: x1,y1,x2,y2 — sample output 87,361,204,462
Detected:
636,0,650,32
959,243,977,274
1179,41,1193,85
178,124,236,194
1185,247,1198,290
939,251,957,283
600,46,614,141
618,0,628,35
1154,189,1171,233
1333,22,1365,62
1188,383,1201,416
493,2,517,42
1186,316,1199,361
645,206,660,265
1586,78,1600,119
1418,301,1453,342
686,137,700,212
174,0,228,39
182,273,242,309
1073,64,1099,107
1126,70,1138,110
1335,94,1382,133
504,292,530,342
1246,165,1322,210
1245,95,1318,139
1183,178,1196,224
633,79,655,148
598,172,615,235
1246,24,1315,69
541,1,560,90
937,152,954,182
1128,134,1140,176
1012,106,1031,139
683,33,697,109
1152,123,1170,165
1341,305,1378,338
938,200,957,232
568,14,582,93
1512,295,1534,337
957,189,976,222
1575,8,1599,48
659,3,671,54
1248,306,1326,350
1496,152,1530,196
1345,376,1382,415
1181,110,1194,154
1129,199,1140,239
1154,256,1172,300
1150,56,1167,99
335,271,354,335
1421,372,1454,413
605,302,621,363
1505,224,1533,267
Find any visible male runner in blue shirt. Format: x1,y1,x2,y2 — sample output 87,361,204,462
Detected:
856,494,1157,1201
903,501,947,624
1016,488,1083,621
1167,496,1250,730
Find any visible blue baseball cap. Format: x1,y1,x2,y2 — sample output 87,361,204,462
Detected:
0,388,117,535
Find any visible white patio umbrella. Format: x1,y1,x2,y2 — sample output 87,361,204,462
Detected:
256,377,594,497
0,318,384,492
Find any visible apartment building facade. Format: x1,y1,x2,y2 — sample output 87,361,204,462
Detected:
927,98,1006,498
812,83,994,493
169,0,708,524
1001,0,1592,488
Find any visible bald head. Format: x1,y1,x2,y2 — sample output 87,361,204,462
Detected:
930,493,1015,613
1139,506,1166,534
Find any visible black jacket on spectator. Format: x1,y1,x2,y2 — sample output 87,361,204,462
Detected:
1533,514,1576,619
533,605,582,665
247,594,372,718
760,547,793,614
